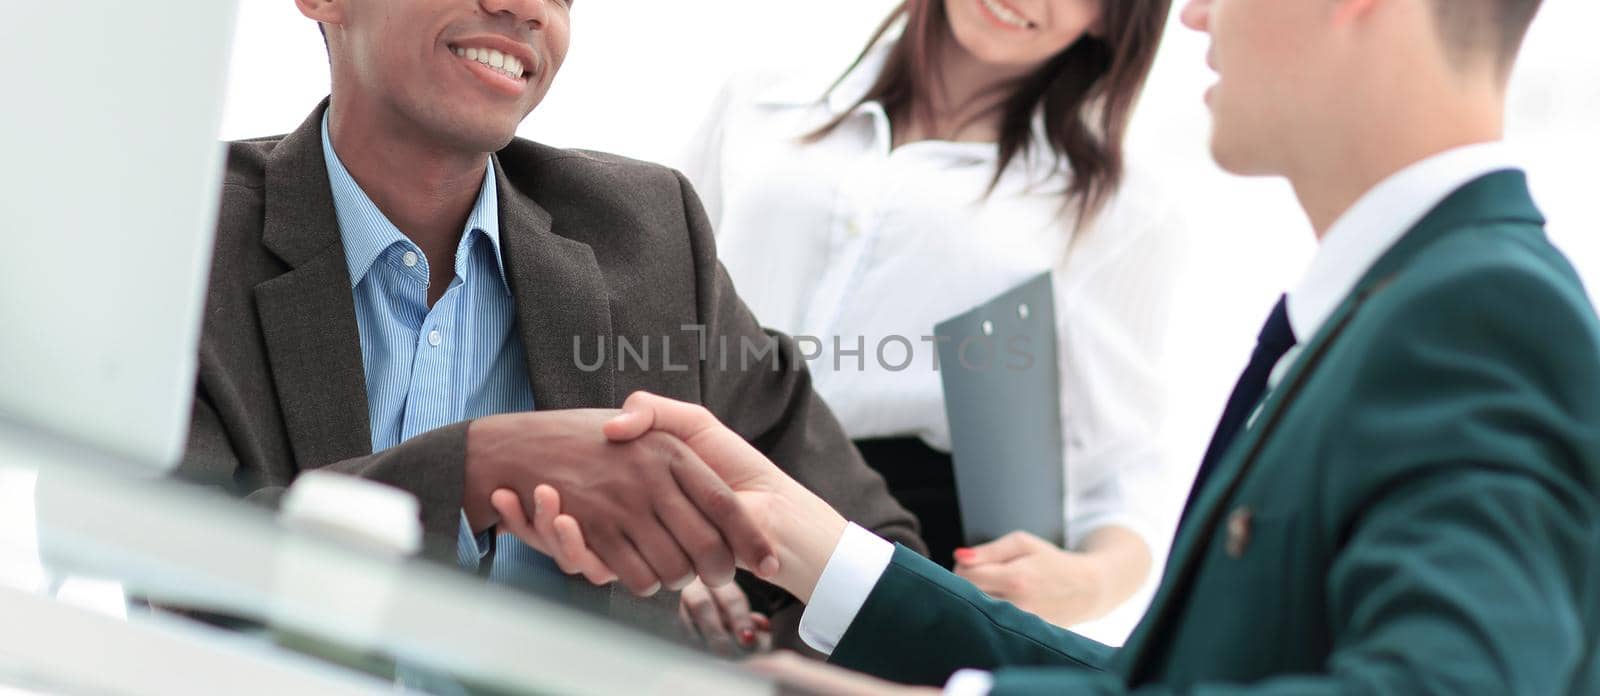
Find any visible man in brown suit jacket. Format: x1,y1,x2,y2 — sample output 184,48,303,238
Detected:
178,0,921,647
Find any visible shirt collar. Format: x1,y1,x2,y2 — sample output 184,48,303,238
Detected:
825,39,893,116
320,112,510,294
1286,141,1522,339
750,29,893,112
753,29,1061,185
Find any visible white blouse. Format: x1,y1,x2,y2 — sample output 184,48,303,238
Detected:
678,42,1188,557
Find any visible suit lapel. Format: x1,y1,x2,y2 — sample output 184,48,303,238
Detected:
493,158,616,411
1119,169,1543,680
1117,293,1368,677
254,103,374,466
253,110,624,608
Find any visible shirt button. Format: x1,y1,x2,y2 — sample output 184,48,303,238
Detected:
427,330,442,347
846,220,863,238
402,251,419,267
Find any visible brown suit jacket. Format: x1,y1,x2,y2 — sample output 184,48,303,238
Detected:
177,102,923,644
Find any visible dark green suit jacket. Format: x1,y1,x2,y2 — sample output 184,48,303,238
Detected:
828,171,1600,694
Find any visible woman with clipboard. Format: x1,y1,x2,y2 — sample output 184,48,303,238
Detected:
677,0,1186,649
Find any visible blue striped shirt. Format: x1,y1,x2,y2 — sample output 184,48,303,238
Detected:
320,114,564,596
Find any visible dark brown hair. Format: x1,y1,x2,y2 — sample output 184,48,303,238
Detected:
810,0,1170,227
1429,0,1543,70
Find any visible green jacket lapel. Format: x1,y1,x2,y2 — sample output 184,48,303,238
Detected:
1118,291,1370,678
1119,169,1542,679
1353,170,1542,285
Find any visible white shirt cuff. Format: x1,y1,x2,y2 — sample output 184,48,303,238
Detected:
797,522,895,655
944,670,995,696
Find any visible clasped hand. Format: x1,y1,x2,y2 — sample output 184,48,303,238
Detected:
463,406,784,597
484,396,932,695
483,393,848,606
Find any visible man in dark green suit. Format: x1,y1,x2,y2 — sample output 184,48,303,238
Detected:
508,0,1600,692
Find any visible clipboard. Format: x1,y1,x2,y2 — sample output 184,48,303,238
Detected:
935,272,1065,547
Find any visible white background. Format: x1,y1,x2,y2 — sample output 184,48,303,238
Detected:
220,0,1600,541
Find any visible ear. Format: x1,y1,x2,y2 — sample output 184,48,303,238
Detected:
294,0,346,29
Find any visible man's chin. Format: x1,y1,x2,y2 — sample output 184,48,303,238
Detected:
1209,137,1272,178
481,131,521,154
435,119,524,156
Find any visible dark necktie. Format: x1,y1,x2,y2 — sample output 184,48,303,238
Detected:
1179,295,1298,525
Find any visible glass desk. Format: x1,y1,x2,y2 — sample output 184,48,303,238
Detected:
0,418,773,695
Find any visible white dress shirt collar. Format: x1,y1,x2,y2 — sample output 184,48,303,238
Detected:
750,29,894,112
1287,142,1522,340
749,27,1058,182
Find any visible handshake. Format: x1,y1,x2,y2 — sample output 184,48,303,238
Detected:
461,392,847,603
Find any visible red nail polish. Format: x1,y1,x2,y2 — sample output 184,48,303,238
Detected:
954,548,975,562
738,629,755,646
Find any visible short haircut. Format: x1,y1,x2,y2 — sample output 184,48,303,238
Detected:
1429,0,1543,69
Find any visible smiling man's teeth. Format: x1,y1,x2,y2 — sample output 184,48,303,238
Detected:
451,46,525,81
980,0,1034,29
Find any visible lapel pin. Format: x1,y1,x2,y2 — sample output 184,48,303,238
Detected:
1225,506,1254,559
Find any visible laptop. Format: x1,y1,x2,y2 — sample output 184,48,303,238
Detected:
0,0,240,474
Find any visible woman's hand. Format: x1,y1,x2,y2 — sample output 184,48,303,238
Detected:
953,528,1149,628
678,577,773,656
